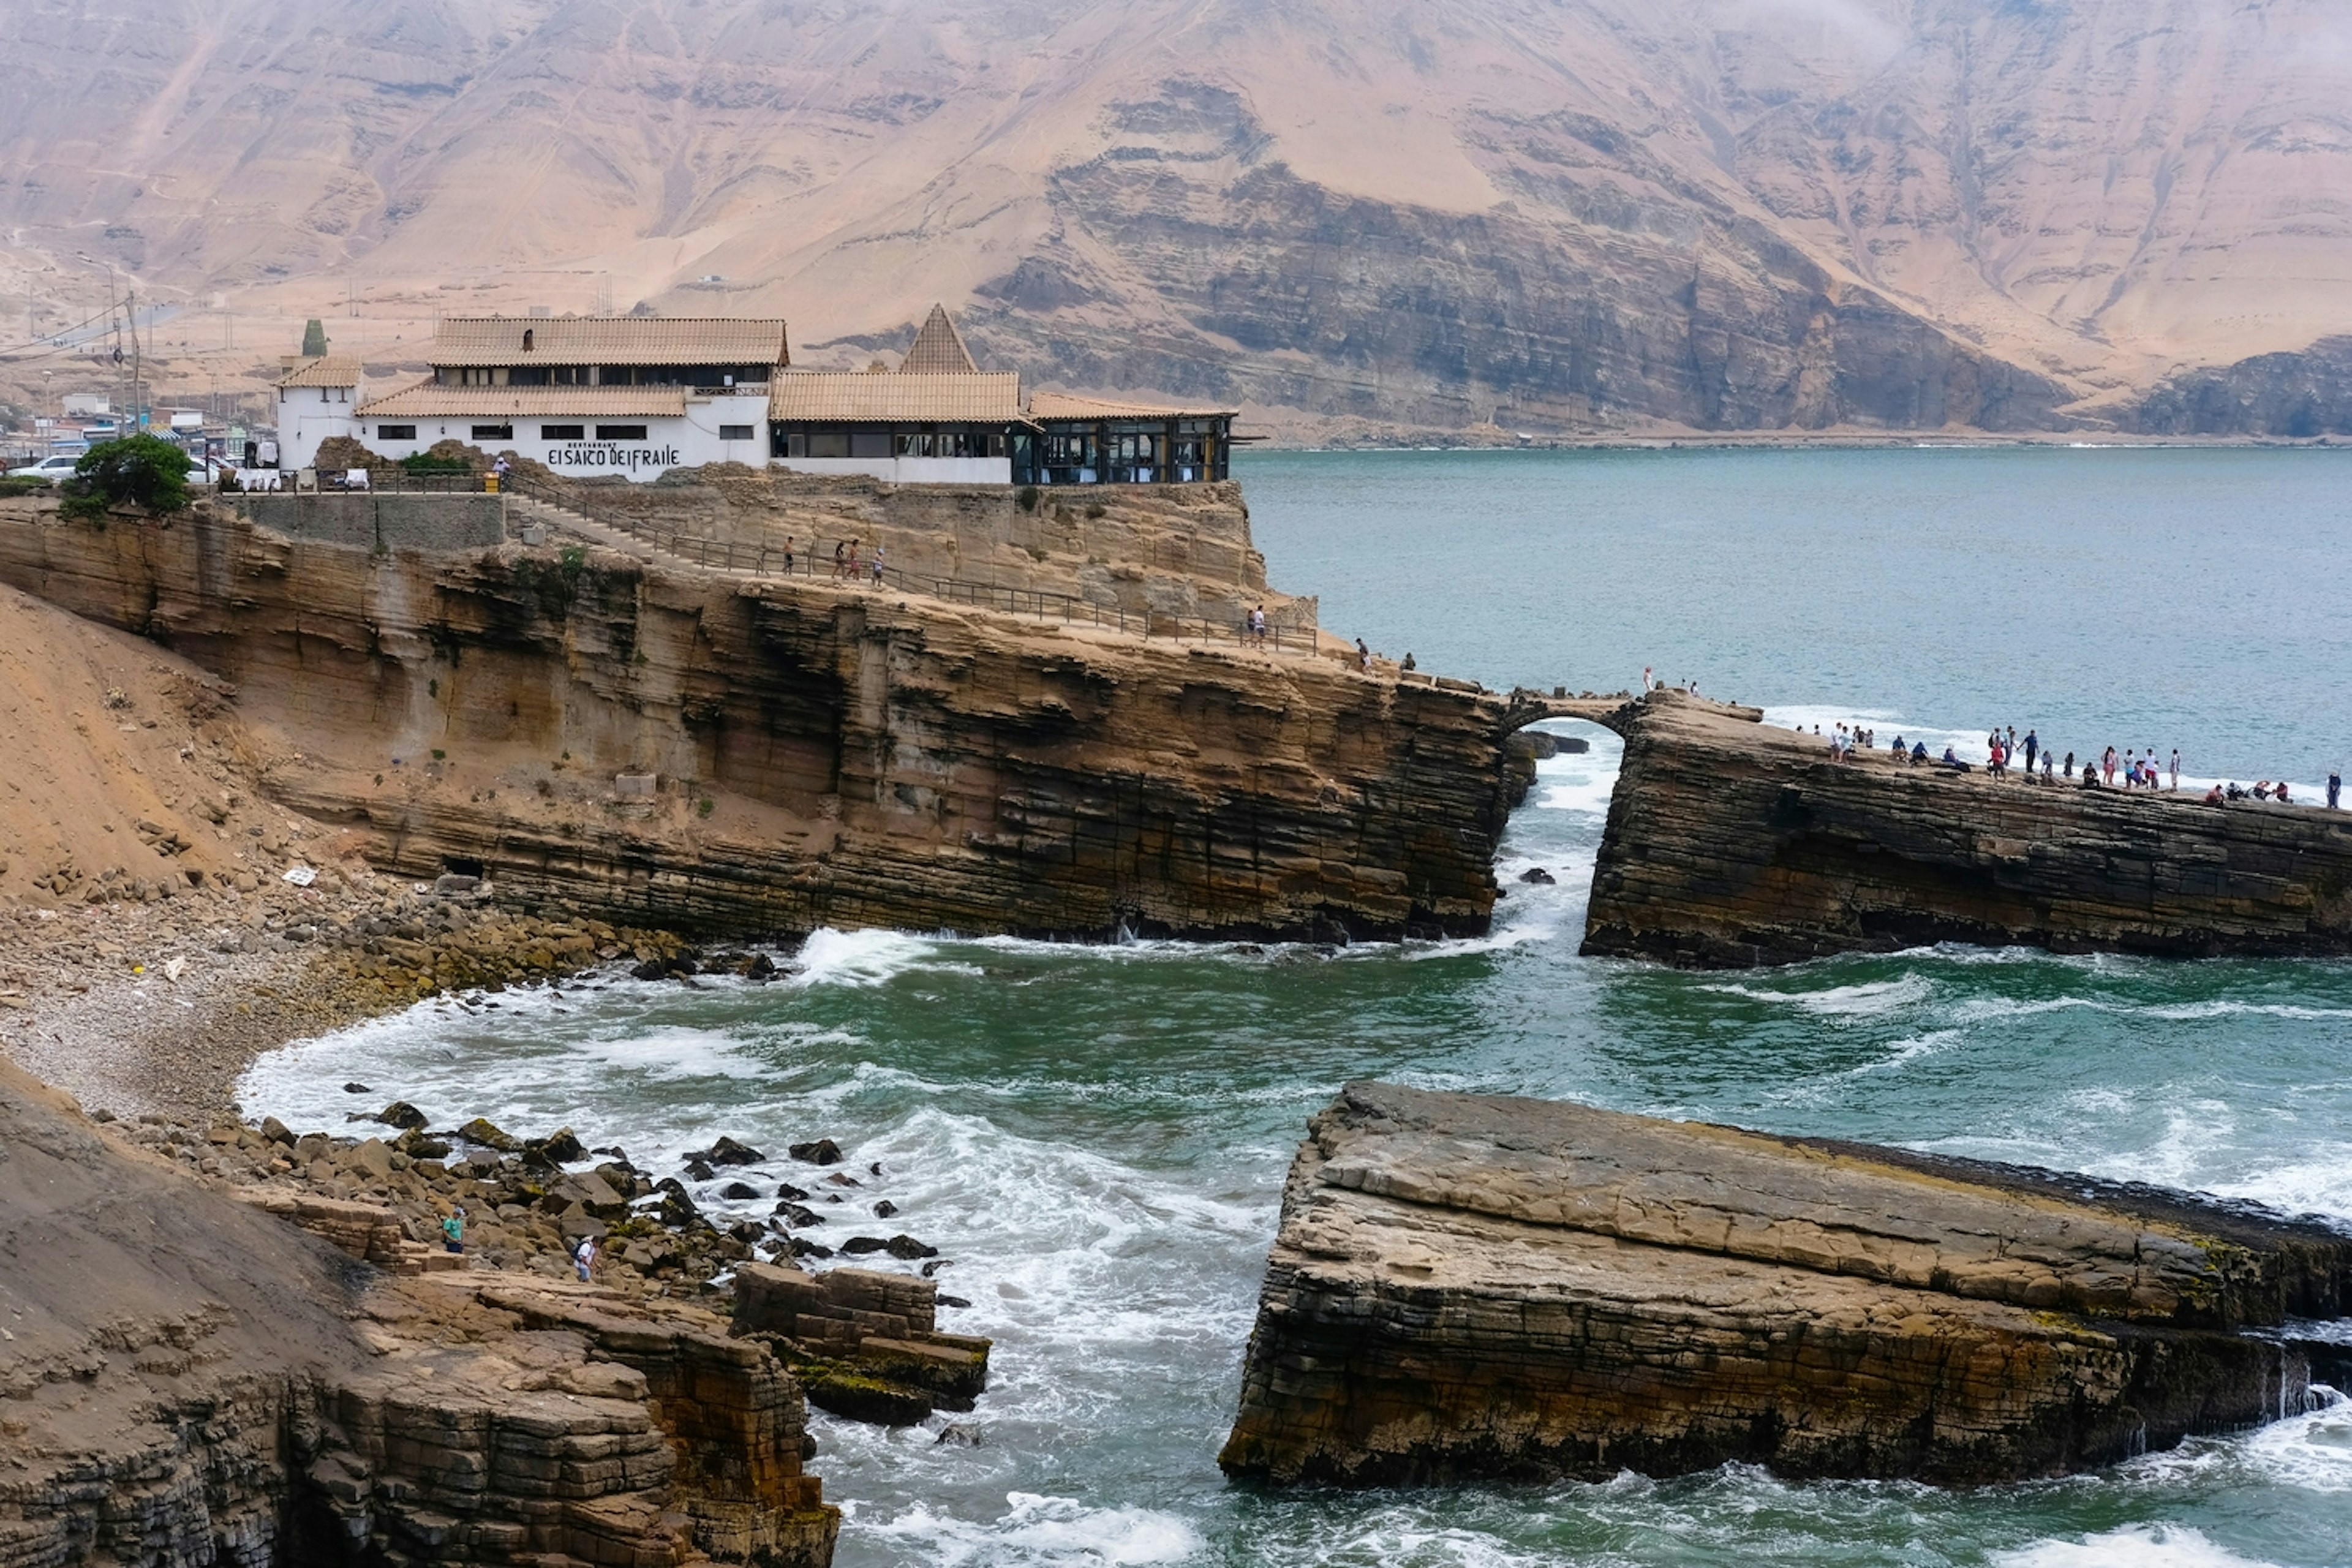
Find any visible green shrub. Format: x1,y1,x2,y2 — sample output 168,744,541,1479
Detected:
60,435,192,519
400,452,471,475
1015,485,1039,513
0,474,54,498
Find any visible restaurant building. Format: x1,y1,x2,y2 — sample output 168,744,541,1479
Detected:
278,306,1237,487
303,318,788,478
768,305,1235,486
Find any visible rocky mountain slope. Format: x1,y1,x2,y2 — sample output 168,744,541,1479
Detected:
6,0,2352,435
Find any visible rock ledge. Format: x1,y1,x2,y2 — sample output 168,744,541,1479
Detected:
1219,1082,2352,1486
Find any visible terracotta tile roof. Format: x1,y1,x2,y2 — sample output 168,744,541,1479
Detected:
900,304,979,375
355,381,693,419
1027,391,1238,421
275,355,364,388
768,371,1024,422
427,317,790,368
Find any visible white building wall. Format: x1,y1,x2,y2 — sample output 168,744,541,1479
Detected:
355,394,772,481
277,385,362,470
776,456,1013,486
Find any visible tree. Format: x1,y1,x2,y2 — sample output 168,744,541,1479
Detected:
61,434,192,519
301,318,329,357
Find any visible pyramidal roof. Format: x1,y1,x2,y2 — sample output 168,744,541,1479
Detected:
900,304,978,375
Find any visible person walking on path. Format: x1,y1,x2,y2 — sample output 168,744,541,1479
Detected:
1357,637,1371,673
832,540,847,580
442,1207,465,1254
783,535,795,576
870,545,886,586
571,1234,598,1283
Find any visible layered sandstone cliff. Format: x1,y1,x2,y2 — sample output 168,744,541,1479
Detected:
0,1057,839,1567
1219,1082,2352,1487
1581,692,2352,968
0,498,1525,941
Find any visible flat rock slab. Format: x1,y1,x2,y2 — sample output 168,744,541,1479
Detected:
1219,1082,2352,1487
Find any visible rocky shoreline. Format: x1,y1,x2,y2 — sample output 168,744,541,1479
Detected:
0,861,702,1120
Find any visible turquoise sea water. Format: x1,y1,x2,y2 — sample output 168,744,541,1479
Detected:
243,449,2352,1567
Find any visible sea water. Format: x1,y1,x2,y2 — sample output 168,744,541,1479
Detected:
241,448,2352,1566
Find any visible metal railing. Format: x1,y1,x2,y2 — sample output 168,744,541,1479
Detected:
503,470,1317,658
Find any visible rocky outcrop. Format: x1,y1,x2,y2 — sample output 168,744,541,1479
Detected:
0,1057,837,1567
0,499,1529,941
2130,336,2352,438
1581,691,2352,968
733,1264,992,1427
1219,1082,2352,1487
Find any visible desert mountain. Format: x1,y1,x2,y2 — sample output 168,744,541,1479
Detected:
6,0,2351,435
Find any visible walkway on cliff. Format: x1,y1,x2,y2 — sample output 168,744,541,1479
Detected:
503,480,1330,663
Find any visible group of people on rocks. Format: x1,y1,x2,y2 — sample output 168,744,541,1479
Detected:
1812,716,2344,810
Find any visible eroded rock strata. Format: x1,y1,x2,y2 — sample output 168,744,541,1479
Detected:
0,498,1528,942
1219,1082,2352,1488
1582,691,2352,968
0,1057,839,1567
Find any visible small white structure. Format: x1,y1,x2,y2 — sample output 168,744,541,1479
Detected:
339,317,787,481
61,393,110,418
274,356,364,468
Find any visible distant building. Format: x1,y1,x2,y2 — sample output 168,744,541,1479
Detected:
769,304,1236,486
276,306,1236,486
274,355,366,467
60,393,110,418
328,318,785,477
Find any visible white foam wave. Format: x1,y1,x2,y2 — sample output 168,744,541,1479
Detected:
860,1491,1202,1567
1994,1523,2280,1568
792,926,975,988
1700,974,1932,1017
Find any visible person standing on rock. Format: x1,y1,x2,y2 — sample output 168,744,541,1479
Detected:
2103,746,2118,786
1357,638,1371,673
2171,749,2180,791
571,1234,598,1283
1642,666,1654,693
2330,769,2342,809
2023,729,2038,774
442,1207,465,1254
871,545,886,587
832,540,847,579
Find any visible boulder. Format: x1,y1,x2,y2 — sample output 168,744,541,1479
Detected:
690,1135,764,1166
788,1139,843,1166
1219,1081,2352,1487
372,1101,429,1131
453,1117,519,1152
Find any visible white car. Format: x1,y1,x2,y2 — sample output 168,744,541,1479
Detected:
6,454,81,482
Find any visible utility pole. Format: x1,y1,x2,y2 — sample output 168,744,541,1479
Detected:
127,290,141,435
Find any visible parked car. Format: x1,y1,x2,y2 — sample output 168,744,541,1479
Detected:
7,454,83,482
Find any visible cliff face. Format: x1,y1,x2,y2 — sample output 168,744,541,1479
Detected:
1219,1082,2352,1488
1581,692,2352,968
0,1057,838,1568
2131,336,2352,438
0,500,1521,941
